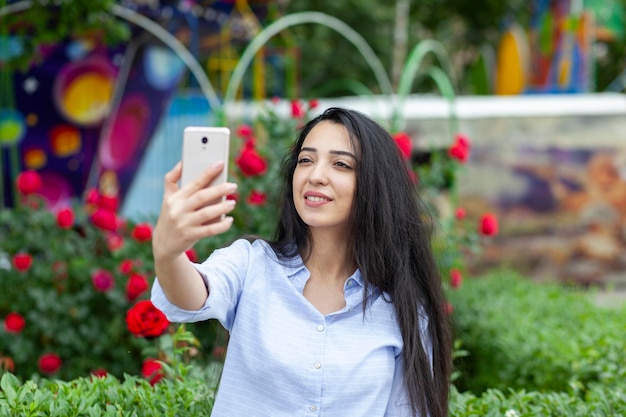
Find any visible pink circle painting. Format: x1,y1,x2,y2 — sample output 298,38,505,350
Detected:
98,93,151,170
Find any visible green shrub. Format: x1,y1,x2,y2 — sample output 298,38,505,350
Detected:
448,269,626,394
0,201,151,379
2,372,625,417
0,371,215,417
450,385,626,417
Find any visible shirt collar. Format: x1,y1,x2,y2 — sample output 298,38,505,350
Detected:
275,243,373,297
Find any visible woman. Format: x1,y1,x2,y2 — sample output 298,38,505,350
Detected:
151,107,452,417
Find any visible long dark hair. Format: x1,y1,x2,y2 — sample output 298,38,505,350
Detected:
268,107,452,417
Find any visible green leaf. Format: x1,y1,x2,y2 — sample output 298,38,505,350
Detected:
0,373,18,405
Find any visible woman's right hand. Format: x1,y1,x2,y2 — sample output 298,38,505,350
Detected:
152,161,237,262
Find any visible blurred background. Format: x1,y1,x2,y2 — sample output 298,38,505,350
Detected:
2,0,626,284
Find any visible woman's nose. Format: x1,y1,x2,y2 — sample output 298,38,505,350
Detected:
308,163,329,185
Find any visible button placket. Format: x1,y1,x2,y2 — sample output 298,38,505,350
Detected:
313,319,326,370
308,318,326,414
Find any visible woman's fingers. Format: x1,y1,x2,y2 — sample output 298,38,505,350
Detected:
178,215,235,244
153,177,237,260
183,182,238,213
187,197,237,226
163,162,183,197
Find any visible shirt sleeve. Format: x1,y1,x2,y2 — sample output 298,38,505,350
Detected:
150,239,253,330
384,310,432,417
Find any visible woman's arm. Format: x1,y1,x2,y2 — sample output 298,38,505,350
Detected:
152,161,237,311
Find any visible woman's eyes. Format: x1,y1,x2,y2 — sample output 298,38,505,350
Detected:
296,156,352,170
334,161,352,169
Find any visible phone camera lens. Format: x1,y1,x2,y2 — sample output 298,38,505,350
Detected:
202,137,208,144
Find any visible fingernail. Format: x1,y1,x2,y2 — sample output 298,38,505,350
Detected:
212,161,225,170
226,182,238,192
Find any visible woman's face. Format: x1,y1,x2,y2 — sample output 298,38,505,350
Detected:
292,121,357,233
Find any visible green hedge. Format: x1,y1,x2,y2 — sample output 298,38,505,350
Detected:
2,373,625,416
0,372,214,417
448,269,626,394
449,385,626,416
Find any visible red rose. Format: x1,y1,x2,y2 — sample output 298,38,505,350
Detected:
448,133,471,163
13,253,32,272
185,248,198,263
236,142,267,177
393,132,412,160
90,208,118,232
56,208,74,229
141,358,164,385
91,269,115,292
16,170,42,195
126,300,170,338
4,312,25,333
97,194,119,212
38,353,62,374
106,233,124,251
291,99,305,118
479,212,499,236
85,188,100,205
455,133,471,149
119,259,135,274
450,269,463,289
247,190,267,206
444,302,454,316
308,98,319,109
454,207,466,220
132,223,152,242
449,142,469,162
91,368,108,378
236,124,253,138
126,273,149,301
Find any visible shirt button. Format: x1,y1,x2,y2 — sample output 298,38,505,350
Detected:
314,362,321,369
317,325,324,332
310,405,317,411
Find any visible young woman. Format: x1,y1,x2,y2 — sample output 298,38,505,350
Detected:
151,107,452,417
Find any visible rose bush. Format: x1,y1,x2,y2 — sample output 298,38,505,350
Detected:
403,130,499,289
0,175,223,382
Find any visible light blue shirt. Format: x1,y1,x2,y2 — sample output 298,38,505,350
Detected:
151,239,431,417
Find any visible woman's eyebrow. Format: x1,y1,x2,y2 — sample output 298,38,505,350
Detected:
300,147,356,160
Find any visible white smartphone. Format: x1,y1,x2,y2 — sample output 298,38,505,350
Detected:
181,126,231,206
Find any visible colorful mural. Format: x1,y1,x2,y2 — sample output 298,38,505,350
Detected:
465,144,626,285
488,0,625,95
1,35,184,211
0,0,275,211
